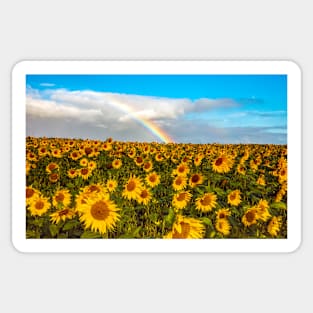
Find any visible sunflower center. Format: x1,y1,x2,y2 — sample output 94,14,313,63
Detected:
178,166,185,173
136,157,143,163
35,200,44,211
215,158,223,166
149,175,156,183
50,173,59,180
48,163,56,170
177,192,186,201
230,193,236,200
127,180,136,192
26,188,34,198
81,168,88,175
201,195,212,206
173,222,190,238
144,163,151,169
89,185,100,192
191,174,200,183
58,209,69,216
90,201,110,220
141,190,148,198
176,177,183,185
55,193,65,202
246,211,256,223
219,213,225,219
85,147,92,155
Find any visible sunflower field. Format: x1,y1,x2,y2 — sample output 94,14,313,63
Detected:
26,136,287,239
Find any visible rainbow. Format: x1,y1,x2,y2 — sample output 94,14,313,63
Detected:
106,95,174,143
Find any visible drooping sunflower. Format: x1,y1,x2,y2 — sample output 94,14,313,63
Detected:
242,207,258,227
26,186,40,206
256,199,271,222
189,173,204,188
145,172,161,188
27,195,51,216
215,218,231,236
212,154,233,173
112,159,122,169
164,215,205,239
195,192,217,212
267,216,282,237
215,208,231,219
122,175,143,200
50,208,76,224
227,190,241,206
52,189,72,208
49,173,60,183
137,187,152,205
172,191,192,210
79,194,120,235
172,175,187,191
106,179,118,193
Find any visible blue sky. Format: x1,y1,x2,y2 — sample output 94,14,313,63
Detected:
26,74,287,144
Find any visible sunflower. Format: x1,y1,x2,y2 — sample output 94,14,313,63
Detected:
27,195,51,216
26,186,40,206
79,158,89,167
106,179,118,192
155,153,163,162
51,149,62,158
122,175,143,200
112,159,122,169
194,154,204,167
215,208,231,219
102,142,112,152
145,172,160,188
26,161,31,175
50,208,76,224
172,175,187,191
256,199,271,221
79,194,120,235
46,162,59,174
267,216,282,237
215,218,231,236
227,190,241,206
49,173,59,183
137,187,152,205
68,168,77,178
79,167,92,180
164,215,205,239
26,151,37,162
256,174,266,186
135,156,144,166
52,189,72,208
236,164,246,175
242,207,258,227
173,163,190,177
38,146,49,157
195,192,217,212
189,173,204,188
88,160,97,171
70,150,81,161
172,191,192,210
212,154,233,173
143,160,153,172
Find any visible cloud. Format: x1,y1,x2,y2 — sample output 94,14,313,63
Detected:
39,83,56,87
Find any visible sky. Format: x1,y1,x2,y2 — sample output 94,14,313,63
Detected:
26,74,287,144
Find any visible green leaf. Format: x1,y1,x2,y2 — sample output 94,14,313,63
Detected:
271,202,287,210
49,224,59,237
201,217,213,228
62,219,80,231
80,231,102,239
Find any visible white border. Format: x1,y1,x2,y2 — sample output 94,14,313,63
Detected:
11,60,301,253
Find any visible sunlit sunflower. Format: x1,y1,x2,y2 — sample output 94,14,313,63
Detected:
155,153,163,162
237,164,246,175
27,195,51,216
195,192,217,212
70,150,81,161
256,174,266,186
112,159,122,169
256,199,271,221
67,168,77,178
278,167,287,184
227,190,241,206
242,207,258,227
194,154,204,167
79,194,120,235
143,160,153,172
212,154,233,173
26,186,40,206
215,218,231,236
106,179,118,192
189,173,204,188
173,163,190,176
145,172,161,188
250,159,258,172
46,162,59,174
215,208,231,219
102,142,112,152
52,189,72,208
26,151,37,162
267,216,282,237
26,161,31,175
49,173,59,183
172,191,192,210
122,175,143,200
79,167,92,180
38,146,49,157
137,187,152,205
172,175,187,191
164,215,205,239
88,160,97,171
79,158,89,167
51,149,62,158
50,208,76,224
128,148,136,158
